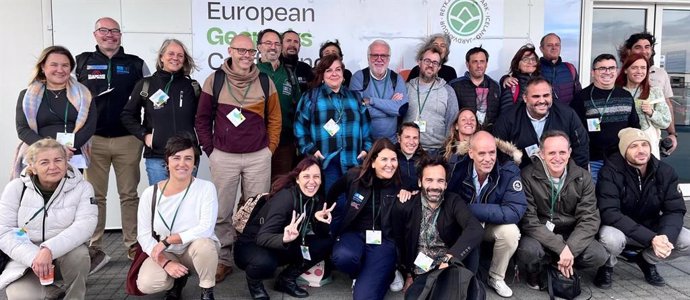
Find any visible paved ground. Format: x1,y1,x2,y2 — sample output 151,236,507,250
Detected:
3,214,690,299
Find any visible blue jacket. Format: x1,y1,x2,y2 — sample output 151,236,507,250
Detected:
447,139,527,224
540,57,581,106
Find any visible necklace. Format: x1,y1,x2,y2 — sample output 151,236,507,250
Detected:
48,89,64,99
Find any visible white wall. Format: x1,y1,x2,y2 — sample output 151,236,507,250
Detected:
1,0,545,229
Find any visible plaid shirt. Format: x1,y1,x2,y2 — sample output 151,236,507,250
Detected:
294,84,372,172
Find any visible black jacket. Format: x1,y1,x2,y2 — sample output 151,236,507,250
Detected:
392,192,484,276
493,101,589,169
254,186,330,249
281,55,314,94
120,70,199,159
449,72,501,132
396,145,427,191
597,153,686,245
327,168,400,238
76,46,145,137
499,72,535,115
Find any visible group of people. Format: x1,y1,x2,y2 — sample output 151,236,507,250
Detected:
0,14,685,300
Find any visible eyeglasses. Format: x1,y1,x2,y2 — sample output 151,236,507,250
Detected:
520,57,537,63
95,27,121,35
421,58,440,67
231,47,258,56
369,54,390,60
594,66,616,73
261,41,282,48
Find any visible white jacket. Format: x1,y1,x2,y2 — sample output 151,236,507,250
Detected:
0,166,97,289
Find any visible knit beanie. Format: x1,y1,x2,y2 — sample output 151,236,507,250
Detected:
618,127,651,156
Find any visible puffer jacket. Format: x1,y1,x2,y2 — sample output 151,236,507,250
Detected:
520,157,599,257
448,138,527,224
0,166,97,289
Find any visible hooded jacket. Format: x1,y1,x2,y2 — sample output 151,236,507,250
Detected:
0,166,97,289
520,157,599,257
448,138,527,224
597,153,686,245
403,78,459,151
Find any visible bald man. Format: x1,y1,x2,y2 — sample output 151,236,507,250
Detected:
195,34,282,282
447,131,527,297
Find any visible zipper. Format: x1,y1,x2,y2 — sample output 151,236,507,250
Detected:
481,174,500,204
462,180,476,204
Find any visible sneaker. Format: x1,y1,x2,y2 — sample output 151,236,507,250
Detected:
525,272,541,290
488,277,513,298
89,249,111,275
390,270,404,292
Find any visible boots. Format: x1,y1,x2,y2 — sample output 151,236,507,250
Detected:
635,255,665,286
274,266,308,298
164,275,188,300
593,266,613,289
200,287,215,300
247,276,270,300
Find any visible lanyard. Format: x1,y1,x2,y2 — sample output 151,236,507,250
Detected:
547,176,563,219
327,93,344,123
107,59,112,89
163,74,174,95
371,189,383,230
415,79,435,118
225,78,253,111
44,89,70,133
156,179,193,233
297,193,315,245
589,87,614,121
371,73,389,99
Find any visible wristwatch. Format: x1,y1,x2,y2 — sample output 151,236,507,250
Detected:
161,238,171,249
441,255,451,264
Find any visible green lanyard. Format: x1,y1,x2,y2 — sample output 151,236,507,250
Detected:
415,79,435,118
225,78,253,111
156,179,193,233
328,93,344,123
547,177,563,219
163,74,174,95
589,87,614,121
297,193,314,245
371,72,390,99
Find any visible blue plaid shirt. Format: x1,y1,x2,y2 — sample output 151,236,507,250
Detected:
294,84,372,172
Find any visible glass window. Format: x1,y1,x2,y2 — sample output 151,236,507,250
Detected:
591,8,646,63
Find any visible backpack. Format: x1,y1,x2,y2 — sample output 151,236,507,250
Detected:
359,67,398,92
511,62,577,103
232,193,270,234
211,69,270,126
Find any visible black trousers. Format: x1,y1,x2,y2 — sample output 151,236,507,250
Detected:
234,235,333,279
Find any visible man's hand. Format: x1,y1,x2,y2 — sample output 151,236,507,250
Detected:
651,235,674,259
392,93,404,101
403,275,414,293
145,134,153,148
558,245,574,278
666,134,678,154
362,97,370,106
163,260,189,278
151,242,167,264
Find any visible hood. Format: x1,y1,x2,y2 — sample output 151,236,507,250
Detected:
455,137,522,165
19,164,83,193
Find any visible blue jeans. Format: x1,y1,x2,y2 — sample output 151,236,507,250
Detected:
145,158,198,185
589,160,604,185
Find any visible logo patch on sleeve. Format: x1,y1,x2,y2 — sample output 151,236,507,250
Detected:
512,180,523,192
90,197,97,205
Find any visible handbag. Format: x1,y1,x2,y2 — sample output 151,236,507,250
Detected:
546,264,581,300
405,260,474,300
125,184,159,296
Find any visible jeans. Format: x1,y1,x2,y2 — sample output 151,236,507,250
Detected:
589,160,604,185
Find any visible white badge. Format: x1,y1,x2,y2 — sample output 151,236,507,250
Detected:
149,89,169,108
414,252,434,272
300,245,311,261
586,118,601,132
56,132,75,148
546,220,555,232
525,144,539,158
97,87,114,97
227,108,246,127
323,119,340,137
365,230,382,245
414,120,427,133
14,228,30,243
282,81,292,96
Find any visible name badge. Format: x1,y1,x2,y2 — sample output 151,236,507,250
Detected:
365,230,382,245
414,252,434,272
149,89,169,108
227,108,246,127
282,81,292,96
587,118,601,132
525,144,539,158
323,118,340,136
300,245,311,261
414,120,427,133
56,132,75,148
14,228,30,243
546,220,555,232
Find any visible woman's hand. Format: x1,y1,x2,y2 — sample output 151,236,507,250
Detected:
313,150,324,160
64,146,75,161
31,247,53,278
403,276,414,293
502,76,518,88
397,189,418,203
283,210,305,243
357,151,367,160
315,202,336,224
163,260,189,278
641,102,653,117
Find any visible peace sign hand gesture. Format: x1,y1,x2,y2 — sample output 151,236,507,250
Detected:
283,210,305,243
315,202,337,224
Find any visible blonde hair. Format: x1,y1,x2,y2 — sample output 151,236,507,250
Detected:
25,138,67,166
30,46,75,84
156,39,197,75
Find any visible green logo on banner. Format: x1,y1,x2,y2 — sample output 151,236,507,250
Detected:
441,0,490,44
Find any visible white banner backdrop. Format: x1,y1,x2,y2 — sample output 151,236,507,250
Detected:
190,0,527,82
